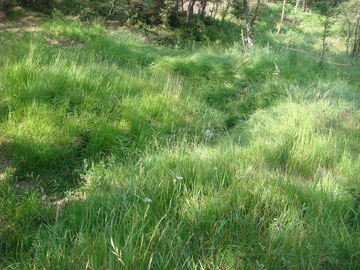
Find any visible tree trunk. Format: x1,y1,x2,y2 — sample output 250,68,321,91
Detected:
241,28,246,46
342,2,359,55
214,2,218,18
187,0,196,21
276,0,286,35
352,8,360,57
292,0,300,25
321,15,329,62
221,0,231,22
250,0,261,27
302,0,307,12
107,0,118,19
243,0,253,47
200,0,207,18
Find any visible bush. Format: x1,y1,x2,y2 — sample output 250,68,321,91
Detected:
1,0,15,15
125,0,145,25
17,0,55,14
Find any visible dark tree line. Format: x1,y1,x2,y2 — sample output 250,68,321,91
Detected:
1,0,359,55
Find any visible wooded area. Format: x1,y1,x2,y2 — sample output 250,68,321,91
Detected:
1,0,359,55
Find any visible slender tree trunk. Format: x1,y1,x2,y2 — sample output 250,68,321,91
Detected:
302,0,307,12
352,8,360,57
200,0,207,18
175,0,180,15
107,0,117,19
221,0,231,22
241,28,246,46
250,0,261,26
345,23,351,55
243,0,253,47
181,0,184,12
276,0,286,35
187,0,196,21
214,2,218,18
292,0,300,25
342,2,359,55
321,15,329,62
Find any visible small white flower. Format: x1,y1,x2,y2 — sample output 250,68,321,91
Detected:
144,198,152,203
274,218,278,221
204,129,214,137
176,176,183,180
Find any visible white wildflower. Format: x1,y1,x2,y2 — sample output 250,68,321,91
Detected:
204,129,214,137
174,176,183,183
144,198,152,203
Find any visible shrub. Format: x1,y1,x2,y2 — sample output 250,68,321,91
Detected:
0,0,15,15
17,0,55,14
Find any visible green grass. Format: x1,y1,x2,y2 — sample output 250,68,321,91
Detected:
1,4,360,269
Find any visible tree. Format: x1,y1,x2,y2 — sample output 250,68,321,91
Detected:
211,0,219,18
107,0,118,19
276,0,286,35
200,0,208,18
352,7,360,56
0,0,14,15
313,0,338,63
232,0,262,47
293,0,301,24
243,0,253,47
17,0,54,14
250,0,262,26
125,0,145,25
221,0,232,21
187,0,196,21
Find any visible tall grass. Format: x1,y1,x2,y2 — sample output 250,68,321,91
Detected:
1,5,360,269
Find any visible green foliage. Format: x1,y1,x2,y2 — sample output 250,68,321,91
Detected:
159,0,180,27
17,0,54,14
0,0,15,14
125,0,145,25
55,0,125,21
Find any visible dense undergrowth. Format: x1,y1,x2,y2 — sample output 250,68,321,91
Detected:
1,3,360,269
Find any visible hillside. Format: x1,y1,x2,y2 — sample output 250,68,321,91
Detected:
1,3,360,269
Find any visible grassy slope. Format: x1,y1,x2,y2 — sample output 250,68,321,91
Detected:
1,5,360,269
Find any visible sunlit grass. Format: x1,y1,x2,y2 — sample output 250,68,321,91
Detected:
1,4,360,269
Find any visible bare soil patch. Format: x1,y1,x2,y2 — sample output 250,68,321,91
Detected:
0,8,47,33
46,37,85,48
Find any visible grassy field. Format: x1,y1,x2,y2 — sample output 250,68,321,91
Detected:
1,4,360,269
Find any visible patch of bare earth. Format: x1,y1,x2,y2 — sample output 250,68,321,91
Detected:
0,10,5,22
42,192,87,210
0,8,47,34
46,37,85,48
106,20,125,30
